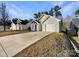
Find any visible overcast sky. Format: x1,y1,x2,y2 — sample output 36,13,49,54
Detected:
0,1,79,20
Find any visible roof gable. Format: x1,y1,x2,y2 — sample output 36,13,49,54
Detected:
38,14,49,23
38,14,61,23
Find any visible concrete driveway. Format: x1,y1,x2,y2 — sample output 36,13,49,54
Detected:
0,32,51,57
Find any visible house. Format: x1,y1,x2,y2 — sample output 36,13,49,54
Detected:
69,15,79,36
10,22,16,30
10,20,22,30
10,19,33,30
30,14,62,32
30,21,41,31
30,21,37,31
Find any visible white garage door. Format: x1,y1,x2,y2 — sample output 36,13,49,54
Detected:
46,24,55,32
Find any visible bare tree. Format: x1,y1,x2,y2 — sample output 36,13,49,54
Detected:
0,2,9,31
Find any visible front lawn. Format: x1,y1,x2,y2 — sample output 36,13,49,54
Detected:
0,30,30,37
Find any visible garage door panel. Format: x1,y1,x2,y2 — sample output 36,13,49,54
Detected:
46,24,55,32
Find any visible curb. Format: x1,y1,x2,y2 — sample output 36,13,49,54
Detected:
69,38,79,54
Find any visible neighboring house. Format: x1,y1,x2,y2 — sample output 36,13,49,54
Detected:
10,19,33,30
10,20,22,30
30,14,62,32
30,21,37,31
70,15,79,36
10,22,16,30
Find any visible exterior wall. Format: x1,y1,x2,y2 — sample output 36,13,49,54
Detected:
11,23,23,30
20,24,23,30
26,21,33,29
30,23,36,31
30,16,61,32
16,24,20,30
42,24,46,32
10,23,16,30
36,23,41,31
42,17,60,32
55,21,61,32
46,24,55,32
31,22,42,32
22,24,28,30
11,21,34,31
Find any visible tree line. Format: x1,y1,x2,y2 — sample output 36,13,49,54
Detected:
34,5,62,20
